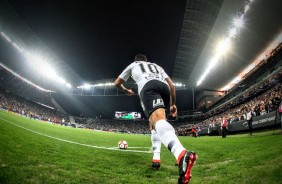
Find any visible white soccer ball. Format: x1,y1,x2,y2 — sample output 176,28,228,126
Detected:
118,140,128,149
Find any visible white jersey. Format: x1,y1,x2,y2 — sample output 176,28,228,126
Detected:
119,61,169,94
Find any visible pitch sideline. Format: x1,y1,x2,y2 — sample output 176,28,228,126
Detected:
0,117,152,154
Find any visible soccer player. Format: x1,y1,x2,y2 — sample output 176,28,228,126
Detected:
114,54,197,184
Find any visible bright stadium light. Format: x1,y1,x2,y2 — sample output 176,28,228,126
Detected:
25,53,58,79
0,31,12,43
77,82,115,89
244,4,250,13
0,63,53,92
233,17,244,28
175,83,184,87
57,77,66,85
83,84,91,90
0,29,73,90
104,82,114,86
66,83,72,88
231,76,242,84
12,42,23,53
215,38,231,55
197,70,208,86
220,31,282,91
229,28,237,38
196,0,255,87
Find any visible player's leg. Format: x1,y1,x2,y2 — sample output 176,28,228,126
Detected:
149,109,197,184
151,129,161,169
140,80,197,183
149,108,185,161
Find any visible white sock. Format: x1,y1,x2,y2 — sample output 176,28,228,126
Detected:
155,119,185,161
151,129,161,161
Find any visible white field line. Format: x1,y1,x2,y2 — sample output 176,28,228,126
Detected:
0,118,152,154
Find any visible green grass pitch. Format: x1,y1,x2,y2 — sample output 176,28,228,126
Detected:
0,110,282,184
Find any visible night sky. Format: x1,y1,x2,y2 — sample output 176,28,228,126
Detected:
0,0,191,118
7,0,186,82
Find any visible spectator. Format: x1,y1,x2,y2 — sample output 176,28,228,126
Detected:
246,108,254,135
221,117,227,138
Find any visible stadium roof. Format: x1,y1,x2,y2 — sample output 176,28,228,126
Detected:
0,0,281,92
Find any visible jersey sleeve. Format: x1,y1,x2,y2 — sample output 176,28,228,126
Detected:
119,63,133,81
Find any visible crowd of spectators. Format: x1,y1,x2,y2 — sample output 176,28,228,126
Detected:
1,76,280,135
73,115,197,134
74,117,151,134
175,69,282,135
1,51,281,135
193,82,282,129
0,88,68,123
0,65,54,107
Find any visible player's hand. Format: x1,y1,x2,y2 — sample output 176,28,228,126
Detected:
170,105,177,117
125,89,134,96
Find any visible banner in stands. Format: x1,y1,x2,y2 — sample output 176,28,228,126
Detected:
199,111,279,135
228,111,278,132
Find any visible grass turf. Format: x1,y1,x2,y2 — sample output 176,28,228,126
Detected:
0,110,282,184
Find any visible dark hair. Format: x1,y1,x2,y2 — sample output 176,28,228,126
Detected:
134,54,147,62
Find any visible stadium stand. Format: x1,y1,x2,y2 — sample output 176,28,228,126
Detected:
0,45,281,135
0,87,68,123
209,43,282,110
0,67,69,123
0,66,54,108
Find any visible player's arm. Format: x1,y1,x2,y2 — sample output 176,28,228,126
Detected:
160,66,177,117
115,63,134,96
165,77,177,117
114,77,134,96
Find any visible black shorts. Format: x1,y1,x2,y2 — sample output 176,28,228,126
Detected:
139,80,170,118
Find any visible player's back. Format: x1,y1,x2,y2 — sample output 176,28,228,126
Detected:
130,61,169,93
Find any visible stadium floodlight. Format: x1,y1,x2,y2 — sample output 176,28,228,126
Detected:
220,32,282,91
57,77,66,85
94,83,103,87
196,53,221,87
215,38,231,55
222,84,229,91
229,28,237,38
82,84,91,90
231,76,242,84
66,83,72,88
0,28,72,90
25,53,60,80
93,82,114,87
196,72,207,86
0,31,12,43
77,82,115,89
12,42,23,53
104,82,114,86
244,4,250,13
175,83,182,87
233,17,244,28
174,82,186,87
196,0,255,87
208,54,221,68
0,63,53,92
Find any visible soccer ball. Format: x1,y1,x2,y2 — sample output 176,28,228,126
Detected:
118,140,128,149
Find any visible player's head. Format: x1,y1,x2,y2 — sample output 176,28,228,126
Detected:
134,54,147,62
